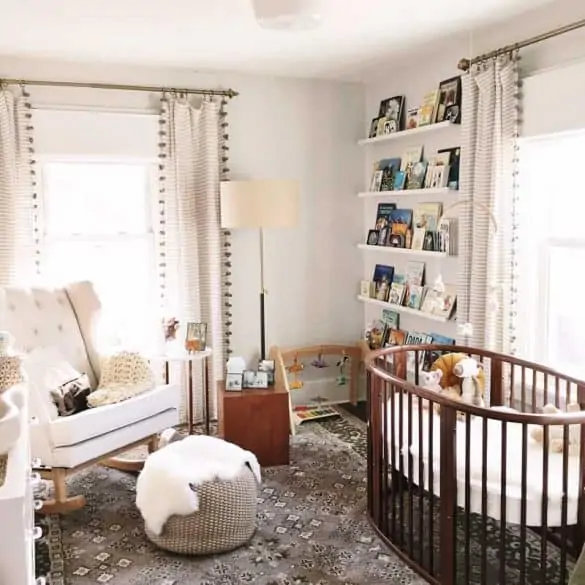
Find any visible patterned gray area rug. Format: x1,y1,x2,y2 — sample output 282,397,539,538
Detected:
38,415,428,585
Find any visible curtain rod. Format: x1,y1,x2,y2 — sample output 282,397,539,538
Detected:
457,18,585,71
0,77,238,98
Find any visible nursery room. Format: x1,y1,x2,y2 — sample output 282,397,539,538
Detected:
2,0,585,584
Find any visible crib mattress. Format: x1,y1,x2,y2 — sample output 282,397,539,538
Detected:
385,396,580,527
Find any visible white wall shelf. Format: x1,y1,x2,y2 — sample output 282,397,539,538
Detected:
357,120,456,146
358,244,451,258
357,295,451,323
358,187,453,198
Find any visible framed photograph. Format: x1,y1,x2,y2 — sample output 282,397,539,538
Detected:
367,229,379,246
185,321,207,352
369,117,381,138
376,117,387,137
243,370,269,389
436,76,462,124
360,280,373,297
258,360,275,385
378,96,405,131
369,169,384,192
226,372,243,391
378,226,389,246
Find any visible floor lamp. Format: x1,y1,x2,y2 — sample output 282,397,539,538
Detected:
220,179,299,361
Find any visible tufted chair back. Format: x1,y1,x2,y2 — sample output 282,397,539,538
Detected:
0,281,103,388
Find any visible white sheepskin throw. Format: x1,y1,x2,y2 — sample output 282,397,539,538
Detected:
88,351,155,408
135,435,261,536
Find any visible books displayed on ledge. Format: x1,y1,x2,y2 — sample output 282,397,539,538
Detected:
360,260,456,322
366,200,458,255
365,315,456,373
293,405,341,424
366,77,461,141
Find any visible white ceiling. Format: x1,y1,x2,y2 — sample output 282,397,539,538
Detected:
0,0,555,80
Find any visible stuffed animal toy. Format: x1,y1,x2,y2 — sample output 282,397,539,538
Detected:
431,352,486,397
531,403,581,456
419,369,443,393
453,356,485,408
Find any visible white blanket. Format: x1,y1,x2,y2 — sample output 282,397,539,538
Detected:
136,435,261,536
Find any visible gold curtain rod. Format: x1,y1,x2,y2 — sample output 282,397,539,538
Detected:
458,17,585,71
0,77,238,98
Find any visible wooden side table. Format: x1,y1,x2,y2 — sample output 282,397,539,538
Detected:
152,349,213,435
217,381,290,467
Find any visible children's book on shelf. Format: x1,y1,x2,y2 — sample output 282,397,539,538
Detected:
413,202,442,233
423,333,456,370
393,273,406,284
434,285,457,319
389,282,406,305
437,217,458,255
372,264,394,301
374,202,397,230
405,260,425,286
381,309,400,329
294,405,340,424
368,319,388,349
407,161,428,190
360,280,373,297
388,329,407,346
406,285,425,310
418,91,440,126
393,171,407,191
378,225,390,247
400,146,423,171
437,147,461,189
406,108,419,130
421,288,440,314
370,170,383,192
411,228,426,251
405,331,433,372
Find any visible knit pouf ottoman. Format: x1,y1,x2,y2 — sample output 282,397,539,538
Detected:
145,465,258,555
137,435,261,556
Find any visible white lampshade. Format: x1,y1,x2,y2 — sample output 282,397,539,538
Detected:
220,180,300,229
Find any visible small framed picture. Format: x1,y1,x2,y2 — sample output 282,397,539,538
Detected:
436,76,462,124
226,372,243,391
370,170,383,192
378,96,404,131
185,322,207,353
258,360,275,385
367,229,379,246
243,370,269,389
369,117,381,138
360,280,372,297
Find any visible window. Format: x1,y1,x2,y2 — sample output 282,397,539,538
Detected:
41,160,158,350
516,130,585,379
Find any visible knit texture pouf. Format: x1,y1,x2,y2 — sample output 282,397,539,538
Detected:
145,465,258,555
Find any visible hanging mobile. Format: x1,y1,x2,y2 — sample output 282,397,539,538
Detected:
311,347,328,369
336,352,350,386
287,353,304,389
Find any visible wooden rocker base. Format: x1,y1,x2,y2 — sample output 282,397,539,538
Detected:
36,435,159,515
40,494,86,515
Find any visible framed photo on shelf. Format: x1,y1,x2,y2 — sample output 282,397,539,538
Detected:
367,229,380,245
243,370,269,389
369,117,381,138
378,96,405,132
369,169,384,192
185,321,207,353
436,76,462,124
258,360,275,385
226,372,243,392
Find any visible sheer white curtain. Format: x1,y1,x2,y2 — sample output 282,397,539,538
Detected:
457,57,520,353
0,89,35,286
158,95,225,423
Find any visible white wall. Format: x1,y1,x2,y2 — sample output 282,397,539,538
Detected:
0,57,364,366
360,0,585,342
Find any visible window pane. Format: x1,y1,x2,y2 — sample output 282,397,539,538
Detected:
44,238,157,350
547,245,585,378
43,162,151,236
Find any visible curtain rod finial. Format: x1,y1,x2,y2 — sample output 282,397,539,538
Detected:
458,58,471,72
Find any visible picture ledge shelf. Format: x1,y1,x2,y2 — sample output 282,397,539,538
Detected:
357,120,456,146
357,295,451,323
357,244,451,258
358,187,453,198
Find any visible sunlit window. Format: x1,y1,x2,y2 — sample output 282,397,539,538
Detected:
41,161,158,350
516,131,585,379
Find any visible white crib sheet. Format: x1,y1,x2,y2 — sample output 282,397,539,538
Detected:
385,396,580,527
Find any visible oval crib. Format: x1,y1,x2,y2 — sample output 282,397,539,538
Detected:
365,345,585,585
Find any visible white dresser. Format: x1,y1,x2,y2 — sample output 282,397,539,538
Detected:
0,384,39,585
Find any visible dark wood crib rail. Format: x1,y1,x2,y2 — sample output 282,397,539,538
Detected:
365,345,585,585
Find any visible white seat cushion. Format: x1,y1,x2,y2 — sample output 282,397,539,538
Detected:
49,383,181,448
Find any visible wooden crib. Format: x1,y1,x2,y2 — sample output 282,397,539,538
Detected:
366,344,585,585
